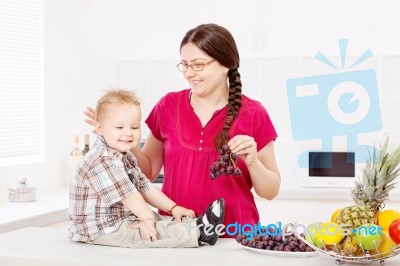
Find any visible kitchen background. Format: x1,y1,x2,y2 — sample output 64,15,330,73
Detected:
1,0,400,201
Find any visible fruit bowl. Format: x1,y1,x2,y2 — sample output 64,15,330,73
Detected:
298,234,400,265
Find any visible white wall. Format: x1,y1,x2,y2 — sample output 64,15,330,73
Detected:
111,0,400,191
0,0,113,195
112,0,400,60
1,0,400,200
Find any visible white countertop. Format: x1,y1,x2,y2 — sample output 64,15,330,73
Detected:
1,187,400,266
0,188,69,234
3,227,399,266
1,185,400,234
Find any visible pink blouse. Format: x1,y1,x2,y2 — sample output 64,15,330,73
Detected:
145,89,277,236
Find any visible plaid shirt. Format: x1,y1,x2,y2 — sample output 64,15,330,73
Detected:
68,136,152,242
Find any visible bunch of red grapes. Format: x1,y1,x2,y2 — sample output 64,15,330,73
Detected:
210,144,242,180
236,228,315,253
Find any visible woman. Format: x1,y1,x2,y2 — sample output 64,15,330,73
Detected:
85,23,280,236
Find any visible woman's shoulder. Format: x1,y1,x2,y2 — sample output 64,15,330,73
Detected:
240,94,267,113
159,89,190,103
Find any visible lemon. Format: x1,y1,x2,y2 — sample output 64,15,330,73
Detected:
319,222,345,245
331,208,342,223
377,210,400,230
306,222,345,247
369,230,397,258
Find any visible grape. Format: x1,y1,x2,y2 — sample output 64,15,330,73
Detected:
223,153,230,162
268,240,275,248
256,242,264,249
284,246,293,252
233,167,242,177
209,144,242,180
235,235,244,243
237,228,316,253
226,165,234,175
222,145,230,152
261,235,270,242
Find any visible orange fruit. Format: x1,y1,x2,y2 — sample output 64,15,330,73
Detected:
377,210,400,230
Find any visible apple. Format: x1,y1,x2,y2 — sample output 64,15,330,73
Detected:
355,224,383,250
305,222,324,248
389,219,400,244
306,232,324,248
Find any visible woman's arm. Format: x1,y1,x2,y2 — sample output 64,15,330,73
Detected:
131,133,164,182
229,137,281,200
247,141,281,200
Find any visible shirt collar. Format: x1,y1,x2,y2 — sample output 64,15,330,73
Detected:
95,135,137,168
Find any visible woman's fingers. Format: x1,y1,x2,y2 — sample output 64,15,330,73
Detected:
228,135,255,153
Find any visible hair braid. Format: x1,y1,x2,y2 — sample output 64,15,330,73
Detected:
215,68,242,148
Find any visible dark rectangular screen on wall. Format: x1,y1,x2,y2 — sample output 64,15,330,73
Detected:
309,152,355,177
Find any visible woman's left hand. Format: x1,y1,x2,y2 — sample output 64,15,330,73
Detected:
228,135,258,166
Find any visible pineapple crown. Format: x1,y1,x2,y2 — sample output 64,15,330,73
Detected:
352,136,400,210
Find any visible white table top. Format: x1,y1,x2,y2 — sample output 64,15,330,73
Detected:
1,227,400,266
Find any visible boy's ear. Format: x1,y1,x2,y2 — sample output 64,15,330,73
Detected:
94,121,102,135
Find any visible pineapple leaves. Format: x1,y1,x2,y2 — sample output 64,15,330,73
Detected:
352,136,400,209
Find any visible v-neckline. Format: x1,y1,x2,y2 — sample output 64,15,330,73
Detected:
188,91,228,129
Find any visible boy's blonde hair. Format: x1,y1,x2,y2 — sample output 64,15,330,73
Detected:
95,89,140,122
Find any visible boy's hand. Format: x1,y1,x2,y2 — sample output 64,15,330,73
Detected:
171,206,195,222
130,219,158,241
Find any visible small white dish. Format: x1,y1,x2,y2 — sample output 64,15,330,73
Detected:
240,244,318,258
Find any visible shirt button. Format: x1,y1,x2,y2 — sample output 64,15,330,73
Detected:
201,132,204,135
200,140,203,143
199,147,202,151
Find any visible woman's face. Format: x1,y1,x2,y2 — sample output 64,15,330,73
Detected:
180,43,229,97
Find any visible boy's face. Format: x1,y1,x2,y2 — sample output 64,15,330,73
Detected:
95,103,141,153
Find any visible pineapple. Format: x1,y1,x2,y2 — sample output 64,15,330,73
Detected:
334,137,400,256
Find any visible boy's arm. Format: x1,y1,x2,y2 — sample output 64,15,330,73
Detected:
141,187,195,222
121,192,154,220
141,186,175,213
121,192,158,241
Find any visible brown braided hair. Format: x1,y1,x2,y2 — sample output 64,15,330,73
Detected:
180,24,242,149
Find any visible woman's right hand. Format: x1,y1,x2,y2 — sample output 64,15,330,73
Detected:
83,106,96,127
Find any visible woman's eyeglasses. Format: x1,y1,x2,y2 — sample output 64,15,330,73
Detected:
176,59,216,72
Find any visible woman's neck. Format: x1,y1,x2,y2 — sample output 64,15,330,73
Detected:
190,90,228,110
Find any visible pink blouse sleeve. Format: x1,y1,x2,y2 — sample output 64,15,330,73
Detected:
145,96,166,141
252,104,278,151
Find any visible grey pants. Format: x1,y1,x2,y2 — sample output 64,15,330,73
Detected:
91,212,199,248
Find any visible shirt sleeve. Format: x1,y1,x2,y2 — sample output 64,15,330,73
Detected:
252,104,278,151
130,165,153,193
145,95,168,141
87,156,138,206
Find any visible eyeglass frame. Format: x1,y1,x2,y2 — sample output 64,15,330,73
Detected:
176,59,216,72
